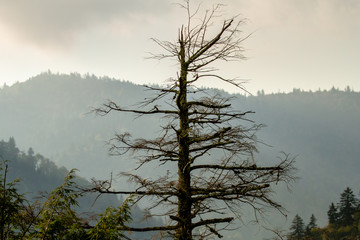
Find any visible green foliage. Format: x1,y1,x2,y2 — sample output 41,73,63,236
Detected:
0,163,134,240
291,187,360,240
308,228,322,240
28,169,134,240
328,202,339,225
288,214,305,240
0,137,164,239
0,137,124,216
30,170,136,240
306,214,317,231
31,169,87,240
88,196,133,240
338,187,358,226
2,73,360,238
304,214,321,240
287,214,321,240
0,161,27,239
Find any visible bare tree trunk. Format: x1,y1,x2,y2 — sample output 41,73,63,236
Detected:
89,1,296,239
176,37,192,239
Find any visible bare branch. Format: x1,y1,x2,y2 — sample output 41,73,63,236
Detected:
88,1,296,239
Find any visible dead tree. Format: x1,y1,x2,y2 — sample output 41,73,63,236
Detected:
91,1,295,239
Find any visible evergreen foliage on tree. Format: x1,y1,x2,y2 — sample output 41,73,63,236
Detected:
307,214,318,230
0,160,133,240
0,138,134,239
90,1,296,239
32,169,87,239
88,197,133,240
338,187,358,226
288,214,305,240
304,214,321,240
0,161,31,240
305,188,360,239
328,202,339,225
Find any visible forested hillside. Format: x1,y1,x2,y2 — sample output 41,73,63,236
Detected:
0,136,125,211
288,187,360,239
240,88,360,228
0,72,148,179
0,137,163,239
1,72,360,238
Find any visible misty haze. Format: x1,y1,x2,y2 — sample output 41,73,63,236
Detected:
1,0,360,239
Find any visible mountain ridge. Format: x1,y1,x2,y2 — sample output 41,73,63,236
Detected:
1,72,359,239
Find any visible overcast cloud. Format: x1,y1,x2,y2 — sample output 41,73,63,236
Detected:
0,0,168,48
0,0,359,93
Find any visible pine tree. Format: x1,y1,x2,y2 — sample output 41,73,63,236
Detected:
305,214,321,240
338,187,358,226
328,202,338,225
288,214,305,240
307,214,317,230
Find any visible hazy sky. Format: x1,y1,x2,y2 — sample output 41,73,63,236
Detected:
0,0,359,94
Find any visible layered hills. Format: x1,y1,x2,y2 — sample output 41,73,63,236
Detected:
1,72,359,239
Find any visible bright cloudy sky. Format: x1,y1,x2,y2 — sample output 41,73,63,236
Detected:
0,0,359,94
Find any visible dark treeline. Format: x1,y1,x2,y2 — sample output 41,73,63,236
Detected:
1,137,70,196
0,137,120,210
288,187,360,239
0,137,163,239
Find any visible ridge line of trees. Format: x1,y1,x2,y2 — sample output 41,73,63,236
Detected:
288,187,360,240
0,137,167,239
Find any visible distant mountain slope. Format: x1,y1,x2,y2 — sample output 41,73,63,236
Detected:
0,72,155,179
1,72,360,238
0,137,120,211
243,89,360,218
0,137,163,239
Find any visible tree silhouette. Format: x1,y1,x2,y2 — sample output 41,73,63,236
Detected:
327,202,338,225
90,1,296,239
288,215,304,240
338,187,358,226
305,214,321,239
307,214,318,230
